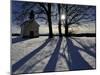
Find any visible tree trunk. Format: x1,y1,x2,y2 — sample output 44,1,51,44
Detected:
65,5,68,37
58,4,62,37
65,24,68,37
48,3,53,38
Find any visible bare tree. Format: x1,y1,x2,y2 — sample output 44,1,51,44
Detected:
58,4,62,37
63,5,96,36
39,3,53,38
12,1,96,37
12,1,54,38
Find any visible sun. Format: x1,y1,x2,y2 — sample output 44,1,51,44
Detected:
61,14,65,20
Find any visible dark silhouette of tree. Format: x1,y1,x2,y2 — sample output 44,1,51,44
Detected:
48,3,53,38
65,5,68,36
39,3,53,38
63,5,96,37
58,4,62,37
12,1,53,38
12,1,96,37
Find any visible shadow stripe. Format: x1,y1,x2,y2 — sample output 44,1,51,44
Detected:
12,38,51,73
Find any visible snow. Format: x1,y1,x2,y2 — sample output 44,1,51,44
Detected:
11,36,96,74
11,36,48,64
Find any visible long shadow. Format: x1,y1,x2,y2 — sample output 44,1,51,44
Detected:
59,51,71,70
23,53,52,73
72,38,96,58
12,38,51,73
12,36,30,44
65,38,92,70
43,37,62,72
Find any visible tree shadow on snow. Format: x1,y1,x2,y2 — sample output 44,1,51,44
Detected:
12,37,51,73
21,37,58,73
61,38,93,71
12,37,95,74
72,38,96,58
43,37,63,72
22,53,53,74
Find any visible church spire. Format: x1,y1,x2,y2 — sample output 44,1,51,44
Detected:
29,10,34,20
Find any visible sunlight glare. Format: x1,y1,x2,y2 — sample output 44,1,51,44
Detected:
61,14,65,20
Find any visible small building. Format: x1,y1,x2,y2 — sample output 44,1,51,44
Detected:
21,19,39,38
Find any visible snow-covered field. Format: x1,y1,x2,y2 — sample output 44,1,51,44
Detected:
11,36,96,74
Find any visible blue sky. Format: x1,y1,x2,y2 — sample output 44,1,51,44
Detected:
11,1,96,26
